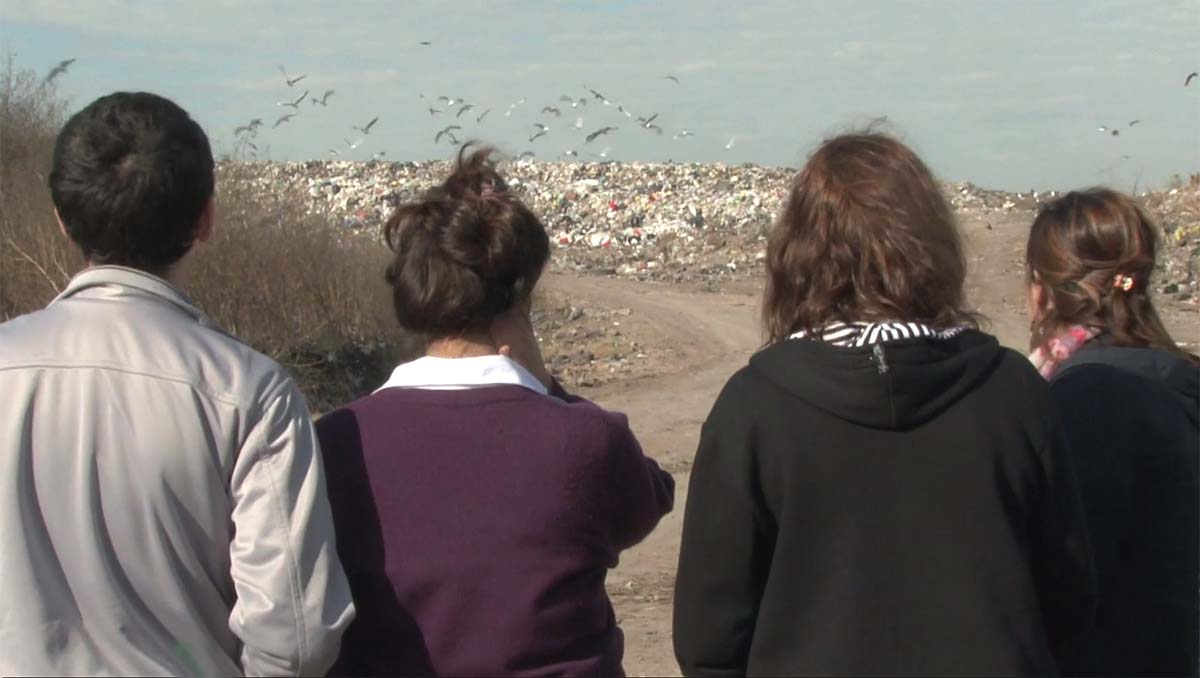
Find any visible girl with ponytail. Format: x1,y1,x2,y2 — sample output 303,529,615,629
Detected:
1025,188,1199,676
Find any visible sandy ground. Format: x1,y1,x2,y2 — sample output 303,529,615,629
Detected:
540,210,1200,677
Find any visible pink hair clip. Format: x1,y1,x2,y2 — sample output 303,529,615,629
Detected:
1112,273,1135,292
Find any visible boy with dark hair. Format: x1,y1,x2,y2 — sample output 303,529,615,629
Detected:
0,91,354,676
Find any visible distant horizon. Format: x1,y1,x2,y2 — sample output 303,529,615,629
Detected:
4,0,1198,193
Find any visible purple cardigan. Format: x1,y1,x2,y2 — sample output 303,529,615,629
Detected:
315,382,674,677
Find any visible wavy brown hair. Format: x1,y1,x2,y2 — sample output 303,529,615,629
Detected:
764,133,978,343
1026,187,1194,360
382,144,550,338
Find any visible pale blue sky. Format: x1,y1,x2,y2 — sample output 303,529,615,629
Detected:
3,0,1198,190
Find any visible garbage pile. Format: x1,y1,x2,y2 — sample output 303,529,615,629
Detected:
220,161,1198,297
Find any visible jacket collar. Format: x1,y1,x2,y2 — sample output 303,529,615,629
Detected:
52,265,226,334
376,355,549,396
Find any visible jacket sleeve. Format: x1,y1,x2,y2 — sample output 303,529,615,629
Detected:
1029,398,1098,659
674,371,772,677
599,408,675,552
228,380,356,676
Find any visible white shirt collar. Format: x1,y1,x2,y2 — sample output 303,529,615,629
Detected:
375,355,550,395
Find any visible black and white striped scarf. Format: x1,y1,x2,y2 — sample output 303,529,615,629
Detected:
789,321,966,348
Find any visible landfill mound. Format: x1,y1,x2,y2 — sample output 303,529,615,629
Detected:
223,159,1199,301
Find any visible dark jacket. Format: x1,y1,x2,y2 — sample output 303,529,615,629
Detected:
1051,344,1199,677
673,330,1097,677
316,382,674,677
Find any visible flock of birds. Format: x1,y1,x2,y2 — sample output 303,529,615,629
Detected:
34,57,1200,164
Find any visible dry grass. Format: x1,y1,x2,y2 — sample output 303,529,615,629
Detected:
0,57,415,412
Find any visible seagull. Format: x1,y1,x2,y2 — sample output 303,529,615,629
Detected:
353,116,380,135
278,65,307,87
371,151,388,160
428,107,442,115
310,89,335,106
476,108,491,124
435,125,462,143
585,86,608,103
637,113,659,127
561,149,579,158
664,75,680,84
574,117,584,129
327,148,340,157
644,124,663,135
1128,119,1141,126
419,41,432,46
278,90,308,109
1186,72,1198,87
344,137,364,150
42,58,76,85
571,97,588,108
234,119,263,136
725,136,736,150
598,146,610,159
1098,126,1119,136
529,129,548,143
559,95,574,103
618,105,634,118
673,129,695,140
273,114,294,128
246,141,259,152
533,122,550,132
456,103,475,118
518,151,536,160
505,97,527,116
541,106,562,117
586,126,618,143
437,96,458,107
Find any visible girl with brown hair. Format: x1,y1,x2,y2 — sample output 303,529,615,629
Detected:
316,145,674,676
674,133,1097,676
1026,188,1199,676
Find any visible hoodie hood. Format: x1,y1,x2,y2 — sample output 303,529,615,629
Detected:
748,329,1008,430
1059,344,1199,424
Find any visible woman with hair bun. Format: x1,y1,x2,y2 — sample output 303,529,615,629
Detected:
316,145,674,676
1025,188,1199,676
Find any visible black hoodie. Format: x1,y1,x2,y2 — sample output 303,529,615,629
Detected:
673,330,1097,677
1051,345,1199,677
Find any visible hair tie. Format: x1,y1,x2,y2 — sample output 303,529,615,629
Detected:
1112,273,1135,292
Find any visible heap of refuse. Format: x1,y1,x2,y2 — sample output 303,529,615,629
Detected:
220,160,1199,300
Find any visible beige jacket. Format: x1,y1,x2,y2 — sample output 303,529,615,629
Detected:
0,266,354,676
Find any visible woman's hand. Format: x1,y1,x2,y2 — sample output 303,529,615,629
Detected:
490,298,554,390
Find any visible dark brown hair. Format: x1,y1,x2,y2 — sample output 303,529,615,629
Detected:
382,144,549,338
764,133,978,342
1026,188,1193,359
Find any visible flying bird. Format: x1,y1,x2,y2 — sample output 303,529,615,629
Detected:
476,108,491,123
278,90,308,109
1097,126,1119,136
42,58,76,85
541,106,561,117
436,96,458,106
505,98,527,116
273,114,295,128
533,122,550,132
371,151,388,160
419,41,432,46
664,75,680,84
1186,72,1198,87
561,150,579,158
278,65,307,87
435,125,462,143
618,105,634,118
529,129,548,143
586,126,618,143
353,116,380,135
644,124,663,135
327,148,340,157
725,136,736,150
571,97,587,108
310,89,335,106
234,118,263,136
518,151,536,160
673,129,695,140
428,107,442,115
344,137,364,150
456,103,475,118
1128,119,1141,126
637,113,659,127
585,86,607,102
574,117,584,129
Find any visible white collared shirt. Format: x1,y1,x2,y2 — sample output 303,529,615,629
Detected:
376,354,550,396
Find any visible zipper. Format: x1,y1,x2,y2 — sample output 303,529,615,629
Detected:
873,343,897,426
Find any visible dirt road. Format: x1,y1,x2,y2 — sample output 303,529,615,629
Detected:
543,214,1199,677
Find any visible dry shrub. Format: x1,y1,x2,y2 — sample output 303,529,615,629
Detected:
0,57,415,412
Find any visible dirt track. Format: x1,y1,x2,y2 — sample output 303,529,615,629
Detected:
542,214,1199,677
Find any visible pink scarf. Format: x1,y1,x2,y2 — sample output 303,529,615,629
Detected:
1029,325,1102,379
